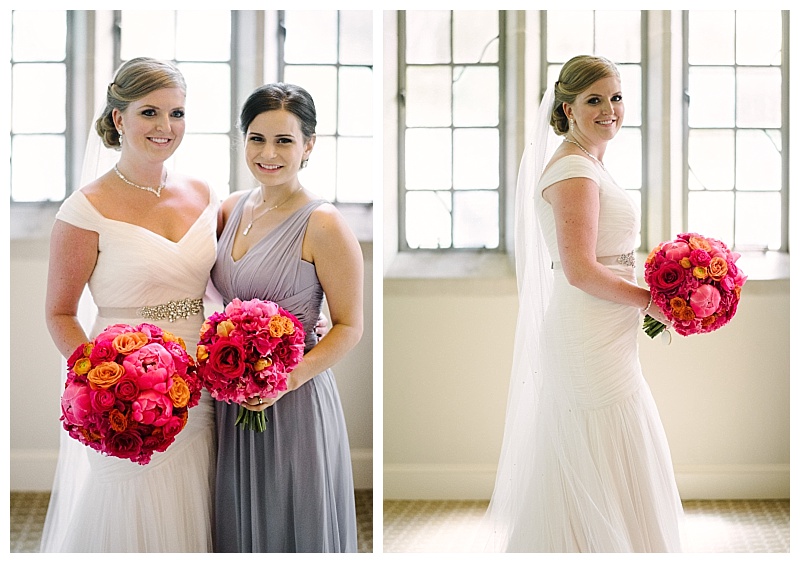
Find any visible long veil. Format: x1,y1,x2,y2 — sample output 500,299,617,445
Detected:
39,103,118,552
478,86,560,550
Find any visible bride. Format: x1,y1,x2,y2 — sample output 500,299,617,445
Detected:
481,55,683,552
40,57,216,552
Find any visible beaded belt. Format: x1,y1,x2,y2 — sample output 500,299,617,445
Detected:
97,297,204,323
552,251,635,270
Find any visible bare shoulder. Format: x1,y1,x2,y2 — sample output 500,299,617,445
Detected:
220,189,251,216
306,202,360,256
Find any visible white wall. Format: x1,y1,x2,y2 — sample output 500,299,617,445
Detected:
9,237,374,491
383,273,789,501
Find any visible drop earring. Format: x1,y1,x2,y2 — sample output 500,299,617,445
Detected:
118,130,124,145
569,118,575,135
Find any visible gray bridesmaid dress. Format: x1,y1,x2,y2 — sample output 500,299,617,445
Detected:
210,194,358,553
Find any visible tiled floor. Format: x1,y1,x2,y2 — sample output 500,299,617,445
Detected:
10,489,373,553
383,498,790,553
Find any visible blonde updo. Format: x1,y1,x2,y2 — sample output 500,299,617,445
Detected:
550,55,620,136
95,57,187,149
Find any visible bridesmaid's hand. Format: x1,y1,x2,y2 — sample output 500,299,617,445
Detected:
240,374,298,410
315,313,330,339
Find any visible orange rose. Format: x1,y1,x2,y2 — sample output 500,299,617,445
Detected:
677,307,696,322
269,316,296,338
701,314,717,327
169,376,191,408
708,257,728,281
689,236,712,252
693,266,708,280
216,320,236,337
108,408,128,432
669,296,687,313
112,332,149,354
73,357,93,376
87,361,126,389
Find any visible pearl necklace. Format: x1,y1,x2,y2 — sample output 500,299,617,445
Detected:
242,187,301,236
563,137,605,171
114,164,167,197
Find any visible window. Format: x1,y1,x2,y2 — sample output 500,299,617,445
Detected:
685,10,787,252
544,10,645,249
282,10,374,204
10,10,68,202
398,10,504,251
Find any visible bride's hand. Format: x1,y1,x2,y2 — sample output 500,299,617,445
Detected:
644,303,672,327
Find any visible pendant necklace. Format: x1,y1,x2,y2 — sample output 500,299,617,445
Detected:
114,164,167,197
563,137,605,171
242,187,301,236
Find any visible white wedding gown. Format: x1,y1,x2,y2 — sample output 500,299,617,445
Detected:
39,189,218,552
484,155,683,552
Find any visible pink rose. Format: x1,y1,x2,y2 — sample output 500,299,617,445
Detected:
661,241,691,262
163,340,190,373
61,382,93,425
131,390,174,426
114,377,140,402
207,338,247,381
90,388,116,412
690,284,722,318
123,343,176,394
135,323,163,340
89,339,118,364
161,416,185,440
647,260,686,298
689,249,711,267
96,323,136,342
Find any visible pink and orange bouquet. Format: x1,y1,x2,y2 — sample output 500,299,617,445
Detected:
61,323,203,465
643,233,747,338
196,298,305,432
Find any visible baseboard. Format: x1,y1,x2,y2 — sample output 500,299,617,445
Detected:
383,463,790,501
11,447,373,492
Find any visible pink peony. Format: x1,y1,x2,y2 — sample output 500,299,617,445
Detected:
690,284,722,318
661,241,691,262
95,323,136,342
122,343,175,393
131,390,174,426
61,382,93,425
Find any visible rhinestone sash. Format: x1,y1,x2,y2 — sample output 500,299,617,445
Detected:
97,297,204,323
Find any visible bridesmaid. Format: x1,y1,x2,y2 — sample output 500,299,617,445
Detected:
210,83,363,552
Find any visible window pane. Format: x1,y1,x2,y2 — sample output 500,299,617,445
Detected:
604,128,641,190
339,10,373,65
688,67,735,127
736,130,781,192
737,11,782,65
736,67,781,128
453,191,499,249
176,10,231,61
453,129,498,190
12,135,65,201
300,136,337,201
688,130,735,191
121,11,177,60
283,65,338,135
405,66,452,127
12,10,66,61
12,63,66,133
179,63,231,133
595,11,641,63
689,11,735,65
405,128,452,190
175,134,231,198
453,11,498,64
338,67,373,136
336,137,373,203
688,191,734,244
284,11,338,64
547,11,594,61
453,66,498,127
406,191,452,249
736,192,781,250
405,11,451,64
617,64,641,126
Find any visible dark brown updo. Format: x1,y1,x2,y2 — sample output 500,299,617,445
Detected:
238,83,317,142
95,57,186,149
551,55,620,136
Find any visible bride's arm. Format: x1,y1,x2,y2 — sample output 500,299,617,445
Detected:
544,177,669,324
45,221,99,358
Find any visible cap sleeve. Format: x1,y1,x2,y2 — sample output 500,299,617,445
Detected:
55,191,104,232
537,154,602,197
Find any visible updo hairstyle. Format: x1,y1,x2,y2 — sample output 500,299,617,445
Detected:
550,55,620,136
95,57,187,149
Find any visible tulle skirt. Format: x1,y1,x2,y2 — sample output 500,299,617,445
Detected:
484,266,683,552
